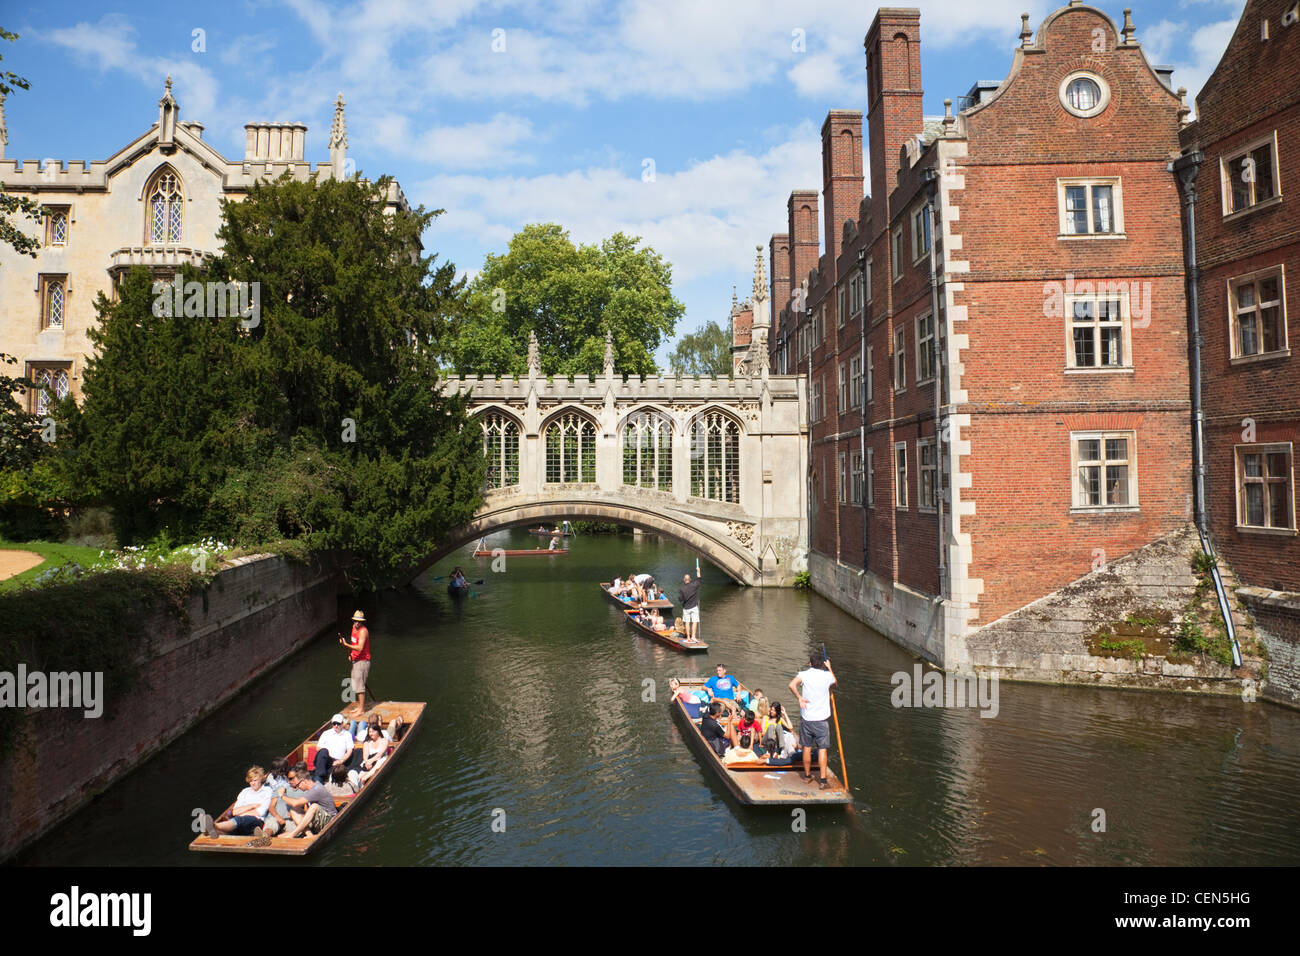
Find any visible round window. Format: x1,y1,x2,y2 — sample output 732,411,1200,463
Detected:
1059,71,1110,118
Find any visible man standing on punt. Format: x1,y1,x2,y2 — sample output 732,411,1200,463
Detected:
340,610,371,716
789,651,837,790
679,573,701,643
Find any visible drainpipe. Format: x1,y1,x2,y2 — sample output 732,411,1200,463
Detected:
858,247,869,570
923,166,947,600
1171,149,1242,668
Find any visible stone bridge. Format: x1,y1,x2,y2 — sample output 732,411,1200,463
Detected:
423,348,808,586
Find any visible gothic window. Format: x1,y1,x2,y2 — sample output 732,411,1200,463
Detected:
147,167,184,244
689,411,740,503
30,365,71,415
623,411,673,491
41,276,66,330
480,413,520,489
545,412,596,483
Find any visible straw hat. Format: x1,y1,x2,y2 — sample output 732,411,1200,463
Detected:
351,610,367,622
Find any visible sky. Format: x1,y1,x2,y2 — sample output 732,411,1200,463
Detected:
2,0,1246,365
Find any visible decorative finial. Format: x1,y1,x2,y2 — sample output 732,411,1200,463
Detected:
0,95,7,158
943,99,955,128
1177,86,1190,122
1020,13,1032,47
1121,8,1136,43
752,245,769,304
731,285,739,314
330,93,348,150
603,328,615,376
165,75,173,94
527,330,540,376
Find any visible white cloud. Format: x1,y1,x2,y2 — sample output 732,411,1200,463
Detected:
415,121,823,283
366,112,536,167
1142,16,1239,109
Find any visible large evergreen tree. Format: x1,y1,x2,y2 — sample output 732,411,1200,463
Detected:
447,223,683,376
67,175,485,585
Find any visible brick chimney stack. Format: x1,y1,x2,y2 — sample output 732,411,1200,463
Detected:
769,233,790,343
787,190,820,315
865,8,923,227
821,111,864,265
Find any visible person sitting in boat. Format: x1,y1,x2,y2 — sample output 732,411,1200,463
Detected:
283,763,340,838
325,763,358,798
450,567,468,588
703,664,741,716
762,703,800,764
358,724,390,784
722,733,763,766
700,701,732,757
669,678,708,718
548,536,561,550
265,758,295,824
736,709,765,756
747,689,769,719
206,766,280,838
639,607,664,630
314,715,359,783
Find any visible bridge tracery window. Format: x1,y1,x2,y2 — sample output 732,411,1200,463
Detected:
623,410,673,491
481,412,520,489
545,412,596,483
690,411,740,503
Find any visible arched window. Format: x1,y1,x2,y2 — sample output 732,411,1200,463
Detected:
32,367,70,416
147,167,183,244
481,413,520,489
690,411,740,503
545,413,596,484
623,410,673,490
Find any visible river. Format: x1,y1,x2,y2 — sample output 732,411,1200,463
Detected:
18,529,1300,866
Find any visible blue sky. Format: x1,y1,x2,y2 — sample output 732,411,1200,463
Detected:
3,0,1245,364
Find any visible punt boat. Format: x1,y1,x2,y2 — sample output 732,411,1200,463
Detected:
599,581,673,611
622,606,709,653
472,547,568,557
670,678,850,805
189,701,425,856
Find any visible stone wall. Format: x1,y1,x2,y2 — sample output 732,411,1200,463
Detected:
1238,588,1300,707
0,553,340,862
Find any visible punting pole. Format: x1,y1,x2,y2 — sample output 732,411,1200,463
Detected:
822,642,849,795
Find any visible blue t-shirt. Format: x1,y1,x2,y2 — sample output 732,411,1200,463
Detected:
705,675,737,700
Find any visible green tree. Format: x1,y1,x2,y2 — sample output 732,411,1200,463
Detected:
448,223,683,376
668,320,733,376
67,175,485,585
0,29,42,259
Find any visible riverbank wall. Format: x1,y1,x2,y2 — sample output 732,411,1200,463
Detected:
811,526,1279,701
0,553,341,862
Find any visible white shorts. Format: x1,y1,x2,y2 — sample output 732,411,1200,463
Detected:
683,606,700,624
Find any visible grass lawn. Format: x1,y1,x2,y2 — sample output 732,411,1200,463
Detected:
0,540,106,592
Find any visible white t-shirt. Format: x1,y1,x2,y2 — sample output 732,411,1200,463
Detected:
318,727,354,761
236,785,273,818
633,573,653,587
796,667,836,721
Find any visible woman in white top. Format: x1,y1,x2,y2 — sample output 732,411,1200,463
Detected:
358,724,390,784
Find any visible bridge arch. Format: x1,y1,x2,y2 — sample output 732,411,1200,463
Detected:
413,498,764,586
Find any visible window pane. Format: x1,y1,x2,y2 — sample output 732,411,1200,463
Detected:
1079,439,1100,462
1241,315,1260,355
1258,277,1278,303
1080,465,1101,505
1092,186,1113,233
1232,171,1250,213
1106,464,1129,505
1073,327,1095,366
1243,453,1262,478
1065,186,1087,234
1236,284,1255,309
1253,145,1275,201
1105,437,1127,461
1267,453,1288,478
1101,326,1122,366
1261,306,1280,353
1068,77,1100,110
1245,484,1264,525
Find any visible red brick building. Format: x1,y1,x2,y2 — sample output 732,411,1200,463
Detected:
763,3,1193,667
1174,0,1300,696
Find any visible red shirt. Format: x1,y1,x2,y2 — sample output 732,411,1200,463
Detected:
350,624,370,662
737,718,761,739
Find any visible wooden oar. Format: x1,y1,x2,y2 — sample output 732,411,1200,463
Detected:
822,642,849,795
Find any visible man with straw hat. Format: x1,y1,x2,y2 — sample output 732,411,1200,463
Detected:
339,610,371,715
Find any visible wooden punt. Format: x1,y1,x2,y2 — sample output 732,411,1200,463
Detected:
189,701,425,856
622,607,709,653
472,547,568,557
599,582,673,611
670,678,850,806
447,582,469,596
